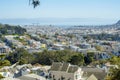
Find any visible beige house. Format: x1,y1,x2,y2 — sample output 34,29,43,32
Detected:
82,67,107,80
49,62,83,80
86,74,97,80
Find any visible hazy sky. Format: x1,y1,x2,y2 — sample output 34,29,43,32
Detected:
0,0,120,19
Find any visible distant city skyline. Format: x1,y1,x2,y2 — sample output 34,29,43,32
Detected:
0,0,120,25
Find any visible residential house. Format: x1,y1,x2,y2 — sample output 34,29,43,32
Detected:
49,62,83,80
18,74,46,80
1,77,20,80
94,52,110,60
82,67,107,80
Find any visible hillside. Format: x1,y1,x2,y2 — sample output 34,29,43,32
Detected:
74,20,120,28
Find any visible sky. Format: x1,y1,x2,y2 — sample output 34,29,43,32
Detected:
0,0,120,25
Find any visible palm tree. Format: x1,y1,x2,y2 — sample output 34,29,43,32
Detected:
29,0,40,8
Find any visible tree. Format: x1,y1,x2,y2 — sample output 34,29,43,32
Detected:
0,24,26,35
110,68,120,80
29,0,40,8
84,52,95,65
107,65,120,80
0,54,11,68
106,56,120,80
6,48,34,65
0,74,4,79
109,56,120,65
69,54,84,66
32,50,84,65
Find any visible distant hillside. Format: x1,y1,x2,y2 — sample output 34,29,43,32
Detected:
114,20,120,27
74,20,120,28
0,24,26,35
0,18,117,25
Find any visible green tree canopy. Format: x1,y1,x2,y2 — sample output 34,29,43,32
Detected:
0,54,11,68
6,48,34,65
69,54,84,66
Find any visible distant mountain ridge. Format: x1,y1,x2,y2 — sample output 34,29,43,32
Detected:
0,18,118,25
74,20,120,28
115,20,120,26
